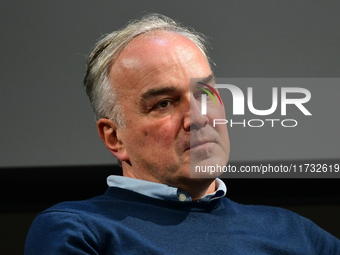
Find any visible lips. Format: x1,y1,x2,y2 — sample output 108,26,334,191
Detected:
189,140,214,149
183,137,217,152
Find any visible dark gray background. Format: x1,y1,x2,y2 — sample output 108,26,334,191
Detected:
1,1,339,167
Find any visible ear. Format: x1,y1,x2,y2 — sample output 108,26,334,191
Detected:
97,118,129,162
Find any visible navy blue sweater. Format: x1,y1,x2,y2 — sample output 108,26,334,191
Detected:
25,187,340,254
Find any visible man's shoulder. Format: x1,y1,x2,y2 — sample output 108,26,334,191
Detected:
24,191,126,255
222,197,339,240
38,188,124,219
222,197,311,225
34,186,158,223
33,195,109,226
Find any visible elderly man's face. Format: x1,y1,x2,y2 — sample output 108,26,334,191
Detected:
107,32,229,187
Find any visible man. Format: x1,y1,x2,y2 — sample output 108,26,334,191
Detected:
25,14,339,254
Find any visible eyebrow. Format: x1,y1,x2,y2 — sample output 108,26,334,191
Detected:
198,74,215,85
141,86,180,102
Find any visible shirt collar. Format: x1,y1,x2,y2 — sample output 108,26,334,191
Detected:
107,175,226,202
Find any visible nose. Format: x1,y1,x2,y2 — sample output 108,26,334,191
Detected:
183,94,209,131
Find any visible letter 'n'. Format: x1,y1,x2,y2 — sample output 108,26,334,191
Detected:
215,84,245,115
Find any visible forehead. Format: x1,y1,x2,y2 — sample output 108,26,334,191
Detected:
116,31,205,63
109,32,211,93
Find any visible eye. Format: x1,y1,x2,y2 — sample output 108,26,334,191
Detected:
155,99,172,109
198,87,214,96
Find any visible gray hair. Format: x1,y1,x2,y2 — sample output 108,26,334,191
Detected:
83,13,209,127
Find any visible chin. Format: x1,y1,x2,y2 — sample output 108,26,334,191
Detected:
172,173,215,189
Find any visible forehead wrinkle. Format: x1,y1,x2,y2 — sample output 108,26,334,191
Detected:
137,64,171,86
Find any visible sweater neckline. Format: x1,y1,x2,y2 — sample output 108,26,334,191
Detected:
104,186,223,212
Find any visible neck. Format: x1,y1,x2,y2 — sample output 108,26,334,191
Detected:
183,179,216,201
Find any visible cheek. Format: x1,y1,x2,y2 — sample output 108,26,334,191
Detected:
208,105,227,123
138,120,174,144
209,106,229,141
159,129,175,147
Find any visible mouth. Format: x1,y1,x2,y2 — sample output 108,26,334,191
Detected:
185,140,215,151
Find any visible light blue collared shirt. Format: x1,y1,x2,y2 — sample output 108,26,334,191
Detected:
107,175,227,202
